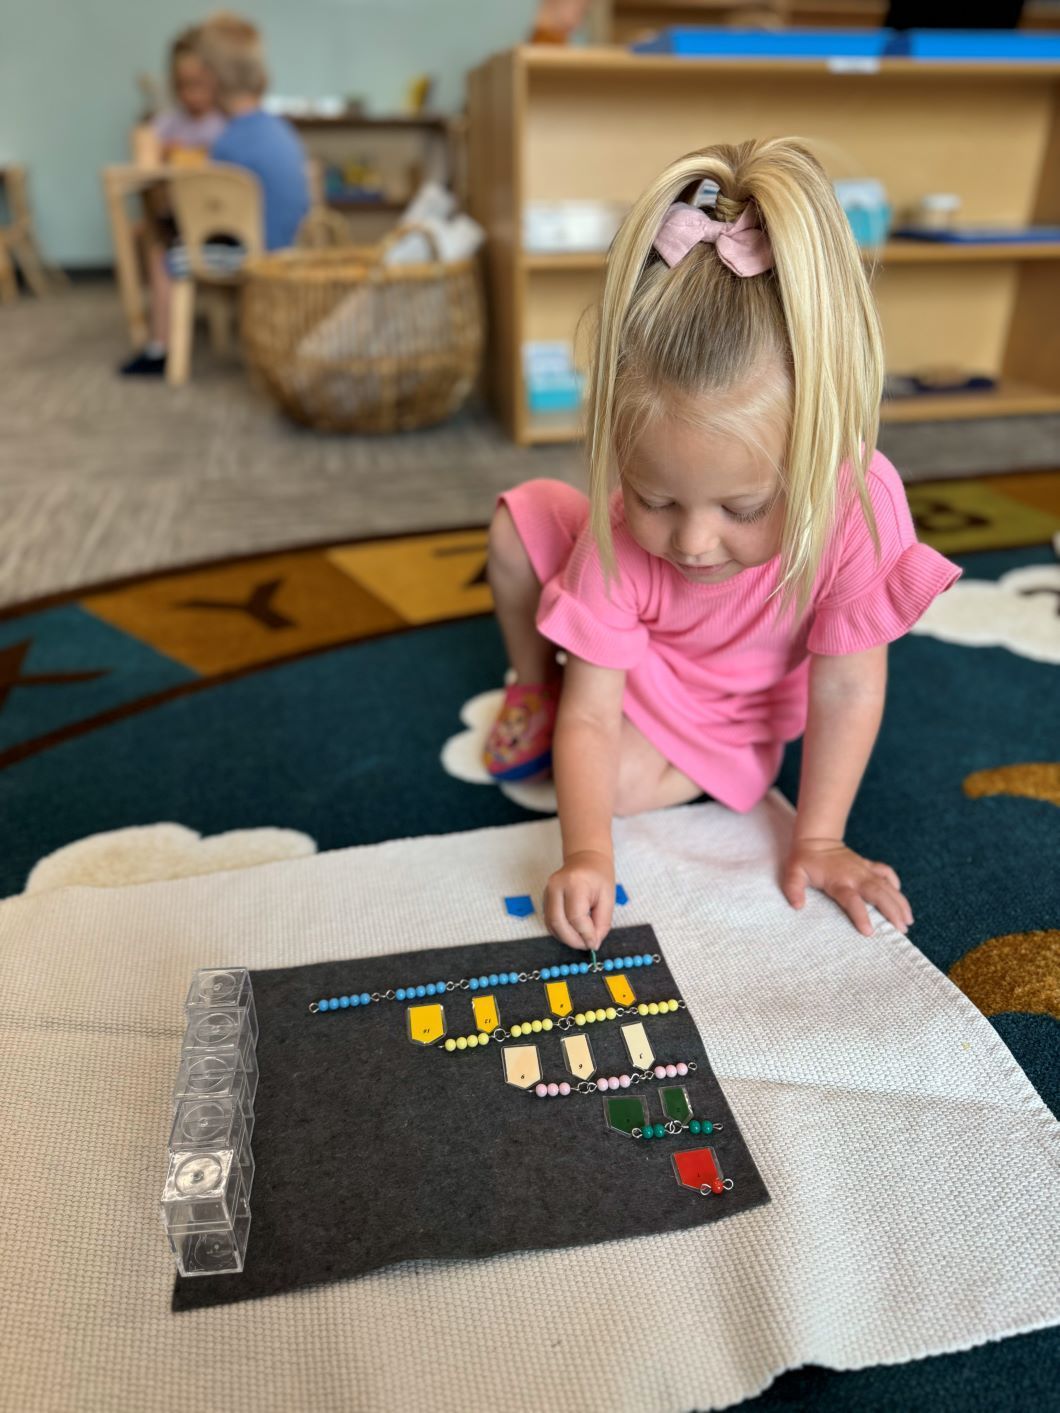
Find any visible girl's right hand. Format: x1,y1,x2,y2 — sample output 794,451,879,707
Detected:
544,850,615,950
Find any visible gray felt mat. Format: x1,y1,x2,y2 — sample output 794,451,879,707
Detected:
173,924,770,1310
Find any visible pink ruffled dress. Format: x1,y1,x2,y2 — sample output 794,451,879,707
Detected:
500,452,960,812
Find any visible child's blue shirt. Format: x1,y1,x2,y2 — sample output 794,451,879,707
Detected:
211,111,309,250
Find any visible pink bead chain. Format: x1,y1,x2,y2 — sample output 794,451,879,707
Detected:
532,1060,690,1097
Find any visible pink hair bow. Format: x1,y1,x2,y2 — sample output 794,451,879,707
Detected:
652,202,773,277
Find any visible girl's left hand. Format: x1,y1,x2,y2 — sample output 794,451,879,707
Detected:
781,838,913,937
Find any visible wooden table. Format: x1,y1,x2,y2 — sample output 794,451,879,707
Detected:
101,163,175,348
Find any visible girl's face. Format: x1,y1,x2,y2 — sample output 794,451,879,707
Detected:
174,54,216,117
621,402,787,585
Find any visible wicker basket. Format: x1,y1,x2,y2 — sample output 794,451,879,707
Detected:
241,229,484,433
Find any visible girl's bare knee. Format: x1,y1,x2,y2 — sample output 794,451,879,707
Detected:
614,749,698,817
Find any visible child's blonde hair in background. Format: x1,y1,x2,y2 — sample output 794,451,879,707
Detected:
588,137,884,614
198,11,267,101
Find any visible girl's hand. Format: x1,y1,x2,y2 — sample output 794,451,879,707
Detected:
781,837,913,937
544,850,615,950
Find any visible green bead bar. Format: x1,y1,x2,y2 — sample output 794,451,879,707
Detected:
636,1117,718,1141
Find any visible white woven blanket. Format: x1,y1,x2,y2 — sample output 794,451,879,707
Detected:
2,797,1057,1413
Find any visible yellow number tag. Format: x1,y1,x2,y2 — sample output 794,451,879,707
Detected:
605,973,635,1006
545,980,572,1017
561,1033,595,1079
620,1021,655,1069
406,1003,446,1046
502,1044,542,1089
472,994,500,1032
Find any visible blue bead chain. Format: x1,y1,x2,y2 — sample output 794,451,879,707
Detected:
310,952,660,1013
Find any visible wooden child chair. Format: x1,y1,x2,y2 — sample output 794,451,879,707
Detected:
0,165,68,303
165,164,263,386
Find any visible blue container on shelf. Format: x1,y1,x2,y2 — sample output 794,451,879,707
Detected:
633,27,894,58
893,30,1060,61
834,180,891,248
523,341,585,415
527,383,584,415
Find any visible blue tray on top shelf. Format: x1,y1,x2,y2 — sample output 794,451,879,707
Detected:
895,30,1060,61
632,27,893,58
632,28,1060,62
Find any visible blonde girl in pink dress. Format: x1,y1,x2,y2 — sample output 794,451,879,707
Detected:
483,138,960,949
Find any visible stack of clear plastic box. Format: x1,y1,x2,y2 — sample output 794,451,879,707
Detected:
161,967,258,1277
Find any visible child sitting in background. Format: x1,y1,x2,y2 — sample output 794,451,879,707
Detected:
121,12,309,377
197,12,309,253
123,26,227,375
152,26,226,161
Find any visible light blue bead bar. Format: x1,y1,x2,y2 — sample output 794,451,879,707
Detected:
312,952,660,1012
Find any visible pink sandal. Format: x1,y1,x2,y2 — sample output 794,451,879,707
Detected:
483,682,559,781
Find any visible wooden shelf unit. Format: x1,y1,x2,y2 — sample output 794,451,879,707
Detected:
292,112,456,241
525,377,1060,445
467,46,1060,445
290,113,450,132
523,241,1060,270
325,196,408,212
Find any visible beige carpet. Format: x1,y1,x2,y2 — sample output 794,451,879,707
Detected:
0,283,583,606
2,280,1058,606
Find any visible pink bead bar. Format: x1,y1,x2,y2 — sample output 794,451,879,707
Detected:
531,1060,694,1095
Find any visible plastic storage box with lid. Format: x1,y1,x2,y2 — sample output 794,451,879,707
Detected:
161,1149,251,1277
170,1095,255,1196
834,179,891,248
523,341,585,414
523,200,626,253
181,1006,258,1082
185,966,258,1046
173,1049,257,1115
163,965,258,1279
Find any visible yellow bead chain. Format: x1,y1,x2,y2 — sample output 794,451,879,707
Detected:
440,998,683,1051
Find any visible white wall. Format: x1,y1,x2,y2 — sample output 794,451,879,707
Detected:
0,0,535,265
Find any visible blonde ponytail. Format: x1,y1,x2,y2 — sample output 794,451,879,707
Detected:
587,137,884,614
